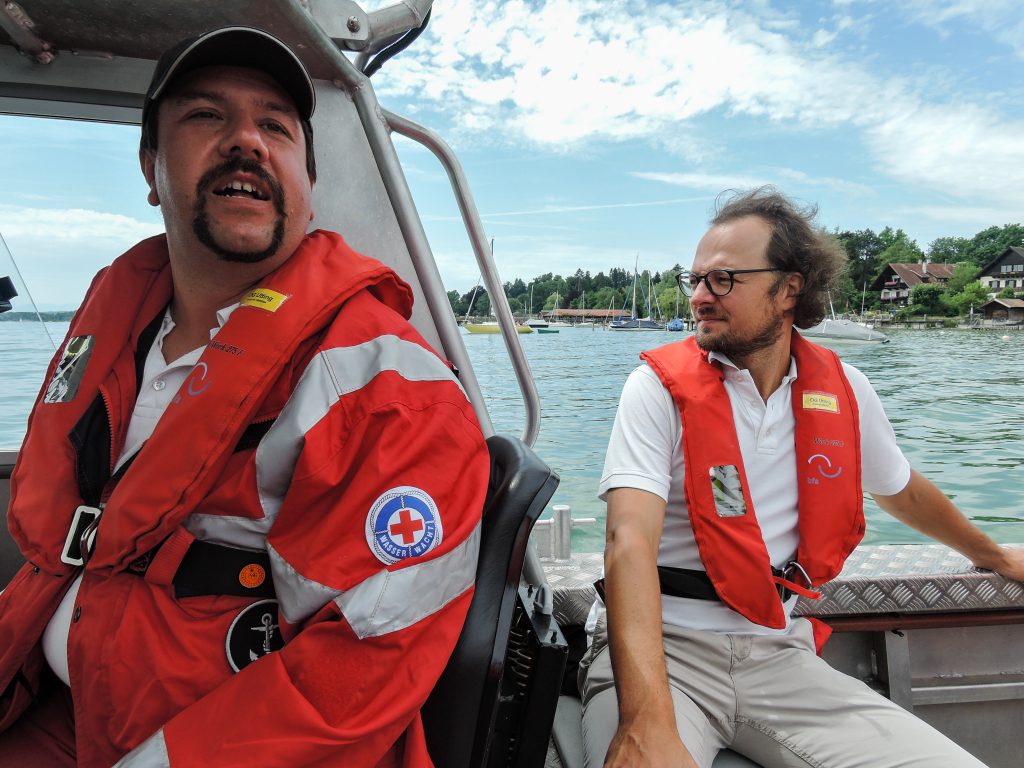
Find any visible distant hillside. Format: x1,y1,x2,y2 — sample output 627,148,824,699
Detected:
0,311,75,322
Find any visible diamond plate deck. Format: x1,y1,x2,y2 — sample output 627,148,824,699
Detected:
543,544,1024,627
793,544,1024,617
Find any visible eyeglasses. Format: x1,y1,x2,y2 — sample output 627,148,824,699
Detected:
676,268,786,297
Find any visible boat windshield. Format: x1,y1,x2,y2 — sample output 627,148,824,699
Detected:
0,114,155,447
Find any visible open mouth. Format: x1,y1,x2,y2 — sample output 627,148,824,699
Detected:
213,179,271,201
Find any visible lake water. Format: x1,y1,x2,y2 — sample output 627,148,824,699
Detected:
462,326,1024,552
2,322,1022,553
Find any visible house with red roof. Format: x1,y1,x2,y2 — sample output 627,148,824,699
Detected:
870,262,955,307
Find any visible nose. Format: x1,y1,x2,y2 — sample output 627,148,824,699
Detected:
689,275,716,307
219,116,269,162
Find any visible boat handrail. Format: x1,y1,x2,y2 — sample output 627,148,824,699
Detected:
385,108,542,448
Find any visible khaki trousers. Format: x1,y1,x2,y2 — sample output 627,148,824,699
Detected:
579,618,988,768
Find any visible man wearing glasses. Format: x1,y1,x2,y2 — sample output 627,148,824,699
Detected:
580,187,1024,768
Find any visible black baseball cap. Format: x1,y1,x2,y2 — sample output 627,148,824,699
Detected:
141,26,316,144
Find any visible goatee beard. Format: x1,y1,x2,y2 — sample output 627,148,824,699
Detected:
192,157,287,264
695,312,784,359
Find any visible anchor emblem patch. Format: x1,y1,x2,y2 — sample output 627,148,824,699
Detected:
225,599,284,672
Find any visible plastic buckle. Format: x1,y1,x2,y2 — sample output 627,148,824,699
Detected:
60,505,102,566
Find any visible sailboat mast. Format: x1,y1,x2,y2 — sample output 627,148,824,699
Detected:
632,253,639,318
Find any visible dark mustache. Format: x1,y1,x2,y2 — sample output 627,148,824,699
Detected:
195,157,285,214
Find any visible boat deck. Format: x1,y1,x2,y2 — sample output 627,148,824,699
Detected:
544,543,1024,622
542,543,1024,768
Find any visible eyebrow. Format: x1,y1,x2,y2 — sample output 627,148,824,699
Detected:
168,90,299,119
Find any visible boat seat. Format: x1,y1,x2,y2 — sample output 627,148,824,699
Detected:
422,433,561,767
552,694,763,768
0,454,23,588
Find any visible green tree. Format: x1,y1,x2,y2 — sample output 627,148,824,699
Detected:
462,287,489,317
909,283,948,315
834,228,885,288
963,224,1024,267
927,236,970,263
473,294,491,317
654,268,688,319
946,262,979,294
589,286,620,314
998,286,1017,298
946,282,989,315
877,229,925,267
447,290,466,317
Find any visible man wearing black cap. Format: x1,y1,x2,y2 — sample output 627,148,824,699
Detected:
0,27,488,768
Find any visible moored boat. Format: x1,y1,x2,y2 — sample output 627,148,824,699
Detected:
464,321,532,334
797,317,890,344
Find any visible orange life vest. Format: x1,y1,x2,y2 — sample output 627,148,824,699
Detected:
641,334,864,629
0,231,485,767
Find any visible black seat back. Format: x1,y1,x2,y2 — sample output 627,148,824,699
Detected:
1,454,24,588
422,434,559,767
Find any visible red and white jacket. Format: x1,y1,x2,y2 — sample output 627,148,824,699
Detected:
0,231,489,767
641,334,864,629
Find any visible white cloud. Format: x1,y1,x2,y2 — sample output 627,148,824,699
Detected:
631,169,873,196
774,168,874,196
375,0,1023,210
479,197,707,218
864,104,1024,206
630,172,771,191
0,206,162,244
812,28,837,47
897,205,1024,225
900,1,1024,55
0,206,164,307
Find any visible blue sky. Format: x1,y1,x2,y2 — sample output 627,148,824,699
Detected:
2,0,1023,309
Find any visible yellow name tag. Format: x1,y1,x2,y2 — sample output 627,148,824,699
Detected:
802,392,839,413
240,288,289,313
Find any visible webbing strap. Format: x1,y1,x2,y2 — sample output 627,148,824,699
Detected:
129,538,276,600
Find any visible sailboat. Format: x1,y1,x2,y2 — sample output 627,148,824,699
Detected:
524,282,548,329
462,247,532,334
547,285,572,327
797,293,888,344
666,286,687,332
575,290,596,328
609,263,665,331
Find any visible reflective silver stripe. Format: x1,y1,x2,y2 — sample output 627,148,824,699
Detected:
192,336,462,548
267,541,342,624
183,513,271,550
112,729,169,767
255,335,464,530
269,521,480,629
336,521,480,639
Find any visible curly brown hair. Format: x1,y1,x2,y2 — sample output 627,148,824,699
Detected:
711,186,845,328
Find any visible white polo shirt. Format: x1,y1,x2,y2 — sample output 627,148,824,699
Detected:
43,304,237,685
597,351,911,635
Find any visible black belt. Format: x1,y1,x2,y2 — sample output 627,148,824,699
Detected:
129,539,276,600
657,566,720,601
594,565,805,604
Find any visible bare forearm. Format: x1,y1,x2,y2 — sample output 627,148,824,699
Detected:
605,527,676,726
874,470,1014,572
600,488,696,767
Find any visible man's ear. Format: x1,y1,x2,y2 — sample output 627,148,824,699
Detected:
139,149,160,207
780,272,804,308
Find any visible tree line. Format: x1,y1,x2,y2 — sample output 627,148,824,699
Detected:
831,223,1024,317
448,223,1024,320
